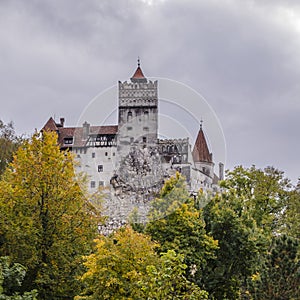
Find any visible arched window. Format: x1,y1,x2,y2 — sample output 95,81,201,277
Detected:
127,111,132,122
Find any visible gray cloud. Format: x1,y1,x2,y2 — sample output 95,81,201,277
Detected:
0,0,299,183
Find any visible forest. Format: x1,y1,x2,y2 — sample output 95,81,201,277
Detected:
0,121,299,300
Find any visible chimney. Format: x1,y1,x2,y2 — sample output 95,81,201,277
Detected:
219,162,224,181
60,118,65,127
83,121,90,140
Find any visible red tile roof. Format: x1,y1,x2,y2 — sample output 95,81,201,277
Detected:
89,125,118,135
42,118,118,148
42,117,58,131
131,66,145,79
192,128,213,163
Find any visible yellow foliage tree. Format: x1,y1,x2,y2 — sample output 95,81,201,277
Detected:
76,226,208,300
0,131,102,299
76,226,159,300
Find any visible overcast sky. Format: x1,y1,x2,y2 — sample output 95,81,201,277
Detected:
0,0,299,184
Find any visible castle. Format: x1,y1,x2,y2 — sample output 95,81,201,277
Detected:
43,61,224,224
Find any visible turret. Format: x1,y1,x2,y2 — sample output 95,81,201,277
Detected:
192,121,214,178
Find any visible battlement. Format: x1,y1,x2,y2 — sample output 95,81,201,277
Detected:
158,138,190,164
119,80,158,107
158,138,189,144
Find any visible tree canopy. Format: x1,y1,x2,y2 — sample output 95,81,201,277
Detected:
76,226,208,300
0,256,38,300
0,120,23,175
0,131,102,299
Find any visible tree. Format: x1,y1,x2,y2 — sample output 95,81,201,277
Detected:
249,235,300,300
220,166,292,235
201,165,296,299
76,226,208,300
139,250,208,300
0,120,23,175
145,174,218,287
0,257,38,300
0,131,102,299
282,188,300,239
76,226,160,300
202,193,266,299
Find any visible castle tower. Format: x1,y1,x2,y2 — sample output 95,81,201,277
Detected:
192,122,214,179
117,60,158,159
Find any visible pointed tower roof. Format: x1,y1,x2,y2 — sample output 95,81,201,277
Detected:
42,117,58,131
131,58,147,82
192,122,213,163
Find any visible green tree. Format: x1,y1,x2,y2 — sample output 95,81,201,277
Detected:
249,235,300,300
282,188,300,239
0,120,23,175
0,132,101,299
221,166,292,234
202,165,296,299
0,257,38,299
139,250,208,300
202,193,266,299
145,174,218,287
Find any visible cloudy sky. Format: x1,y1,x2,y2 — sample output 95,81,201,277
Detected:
0,0,299,184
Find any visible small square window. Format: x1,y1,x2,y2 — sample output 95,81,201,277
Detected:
90,181,96,188
99,181,104,187
92,152,95,158
98,165,103,172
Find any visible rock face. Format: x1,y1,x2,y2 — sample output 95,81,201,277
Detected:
106,144,165,225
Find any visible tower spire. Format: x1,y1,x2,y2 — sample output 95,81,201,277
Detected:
192,121,212,163
200,119,203,130
131,57,147,82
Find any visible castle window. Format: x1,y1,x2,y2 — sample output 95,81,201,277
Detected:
143,137,147,143
127,127,132,131
127,111,132,122
64,137,73,145
143,127,149,132
105,152,108,156
113,152,115,156
92,152,95,158
90,181,96,188
144,111,149,117
130,137,134,143
98,165,103,172
99,181,104,187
